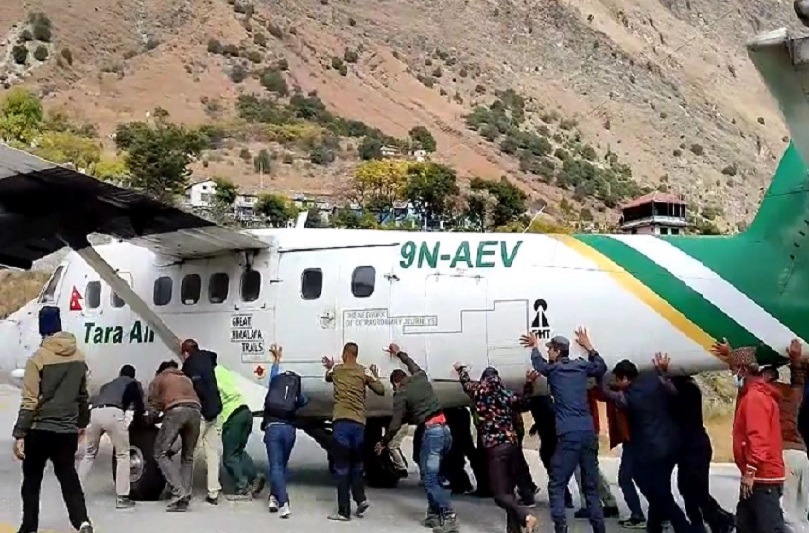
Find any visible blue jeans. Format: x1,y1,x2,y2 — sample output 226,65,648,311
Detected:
549,430,605,532
332,419,366,517
420,424,453,515
264,423,296,506
618,443,644,520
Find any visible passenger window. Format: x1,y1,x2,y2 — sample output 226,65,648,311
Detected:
38,265,64,303
153,277,173,306
351,266,375,298
208,273,230,304
181,274,201,305
301,269,323,300
111,280,129,308
85,281,102,309
240,270,261,302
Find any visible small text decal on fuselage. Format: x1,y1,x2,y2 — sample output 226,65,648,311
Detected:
399,240,523,269
231,314,264,358
83,321,155,345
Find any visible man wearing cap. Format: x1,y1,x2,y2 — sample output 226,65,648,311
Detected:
521,327,607,533
714,339,801,532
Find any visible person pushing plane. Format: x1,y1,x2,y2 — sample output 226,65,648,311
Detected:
521,327,607,533
375,342,459,533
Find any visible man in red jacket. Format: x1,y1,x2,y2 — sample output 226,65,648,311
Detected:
730,346,788,533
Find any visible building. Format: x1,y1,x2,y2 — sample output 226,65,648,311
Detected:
619,192,687,235
380,145,399,158
234,193,259,222
184,179,218,209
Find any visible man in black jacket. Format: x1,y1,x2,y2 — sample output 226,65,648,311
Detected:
376,343,459,533
180,339,223,504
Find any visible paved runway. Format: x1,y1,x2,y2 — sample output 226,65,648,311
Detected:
0,385,743,532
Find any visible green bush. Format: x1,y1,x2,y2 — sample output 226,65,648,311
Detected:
260,69,289,96
222,43,240,57
344,48,359,63
254,33,267,47
60,47,73,65
230,64,248,83
33,45,49,61
310,145,336,165
245,50,263,63
239,147,252,160
207,38,223,54
331,56,345,71
276,58,289,71
12,45,28,65
30,12,52,42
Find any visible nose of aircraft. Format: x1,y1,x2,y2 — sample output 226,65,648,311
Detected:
0,318,23,385
0,300,43,387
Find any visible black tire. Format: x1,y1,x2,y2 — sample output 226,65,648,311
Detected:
112,424,166,501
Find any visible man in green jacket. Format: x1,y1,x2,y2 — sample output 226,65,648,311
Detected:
214,363,265,500
375,343,458,533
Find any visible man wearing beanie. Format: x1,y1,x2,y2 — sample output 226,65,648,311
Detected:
12,306,94,533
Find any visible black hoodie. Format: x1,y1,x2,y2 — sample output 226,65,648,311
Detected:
182,349,223,422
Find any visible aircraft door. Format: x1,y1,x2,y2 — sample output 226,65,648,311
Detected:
422,273,489,380
228,252,274,369
385,269,428,376
272,252,339,379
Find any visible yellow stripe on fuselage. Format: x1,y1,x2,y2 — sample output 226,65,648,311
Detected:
551,234,715,351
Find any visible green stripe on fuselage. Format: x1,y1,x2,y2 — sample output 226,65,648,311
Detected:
575,235,778,360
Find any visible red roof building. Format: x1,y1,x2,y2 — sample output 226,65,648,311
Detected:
619,192,687,235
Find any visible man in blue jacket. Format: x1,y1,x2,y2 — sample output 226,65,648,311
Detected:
599,354,693,533
521,327,606,533
180,339,223,504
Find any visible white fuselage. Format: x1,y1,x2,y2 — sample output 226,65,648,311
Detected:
0,228,724,418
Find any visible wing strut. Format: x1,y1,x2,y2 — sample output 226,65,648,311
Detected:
61,233,180,354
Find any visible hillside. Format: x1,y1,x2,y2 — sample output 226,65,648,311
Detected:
0,0,801,228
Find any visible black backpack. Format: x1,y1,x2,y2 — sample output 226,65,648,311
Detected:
264,371,302,419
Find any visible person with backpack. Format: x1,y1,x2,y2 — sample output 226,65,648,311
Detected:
263,343,308,518
215,362,265,501
180,339,223,505
322,342,385,521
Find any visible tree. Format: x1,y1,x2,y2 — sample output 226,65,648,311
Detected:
405,162,459,223
333,205,361,228
0,87,43,144
358,135,383,160
304,207,331,228
214,177,238,206
121,120,207,203
255,194,297,227
470,177,527,227
92,157,130,183
352,159,409,211
34,131,101,170
260,69,288,96
253,149,272,173
463,189,496,231
408,125,436,152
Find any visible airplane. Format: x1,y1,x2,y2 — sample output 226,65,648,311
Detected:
1,16,808,502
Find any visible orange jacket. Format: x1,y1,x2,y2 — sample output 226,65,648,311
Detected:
733,380,785,483
591,386,630,449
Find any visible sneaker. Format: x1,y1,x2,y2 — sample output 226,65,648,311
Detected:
574,508,589,519
205,495,219,506
355,500,369,517
618,517,647,529
78,522,94,533
604,505,620,518
422,513,441,528
225,490,253,502
166,497,190,512
523,515,539,533
432,513,460,533
268,495,279,513
251,475,266,497
116,496,135,509
279,503,291,519
327,513,351,521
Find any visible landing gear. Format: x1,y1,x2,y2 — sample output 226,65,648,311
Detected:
112,421,167,501
298,417,403,488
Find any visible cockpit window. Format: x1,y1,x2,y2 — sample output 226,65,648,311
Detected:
38,265,64,303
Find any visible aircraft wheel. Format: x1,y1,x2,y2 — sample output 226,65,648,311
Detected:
112,424,166,501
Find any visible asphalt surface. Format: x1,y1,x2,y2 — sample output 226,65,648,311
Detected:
0,385,743,533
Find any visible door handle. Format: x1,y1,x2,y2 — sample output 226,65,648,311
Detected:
320,311,335,321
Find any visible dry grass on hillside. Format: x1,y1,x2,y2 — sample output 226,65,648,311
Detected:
0,270,49,319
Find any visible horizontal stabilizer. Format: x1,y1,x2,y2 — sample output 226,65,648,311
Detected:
0,143,268,268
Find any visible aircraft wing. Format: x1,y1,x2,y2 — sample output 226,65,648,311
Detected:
0,142,269,269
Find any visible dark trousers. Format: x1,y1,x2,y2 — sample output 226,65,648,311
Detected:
473,430,491,496
20,430,90,531
549,431,604,532
618,443,644,520
539,430,573,506
677,435,733,532
155,405,201,500
487,443,529,533
265,422,296,506
442,407,475,493
634,454,692,533
222,406,257,492
332,419,366,517
515,435,537,501
736,483,787,533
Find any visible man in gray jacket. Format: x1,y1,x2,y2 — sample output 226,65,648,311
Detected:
78,364,145,509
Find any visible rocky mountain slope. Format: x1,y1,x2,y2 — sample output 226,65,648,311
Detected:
0,0,802,227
